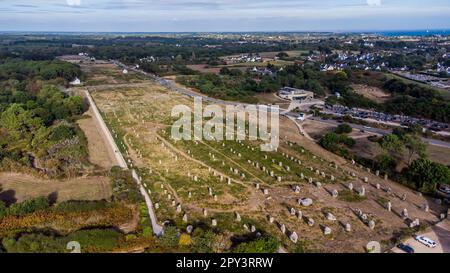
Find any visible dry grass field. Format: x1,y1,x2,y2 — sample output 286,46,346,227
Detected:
77,109,118,169
0,172,111,204
81,62,147,86
90,80,447,253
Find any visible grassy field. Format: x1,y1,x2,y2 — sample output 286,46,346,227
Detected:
90,80,446,253
0,172,112,204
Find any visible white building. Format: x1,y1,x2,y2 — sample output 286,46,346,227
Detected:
278,87,314,101
70,77,81,86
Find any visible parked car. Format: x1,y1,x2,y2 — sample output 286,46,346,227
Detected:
415,236,437,248
397,243,415,253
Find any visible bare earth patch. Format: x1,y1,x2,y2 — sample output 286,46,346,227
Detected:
352,84,391,103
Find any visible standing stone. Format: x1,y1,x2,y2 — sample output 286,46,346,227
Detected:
188,192,192,199
154,203,160,210
359,187,366,197
294,186,301,193
384,174,388,181
269,216,275,223
251,225,256,233
211,219,217,227
280,224,286,234
299,198,313,207
203,209,208,217
315,182,322,188
368,220,376,230
345,223,352,232
290,208,296,216
235,212,241,222
277,177,282,182
323,227,332,235
307,218,315,227
256,183,260,190
182,214,188,223
363,177,369,183
402,208,409,218
290,232,299,243
348,183,354,191
423,204,430,212
297,210,303,219
263,189,269,195
331,189,339,198
376,183,381,190
401,194,407,201
186,225,193,234
326,213,337,221
176,204,182,213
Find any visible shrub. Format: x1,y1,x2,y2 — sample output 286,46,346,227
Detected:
233,236,279,253
159,226,180,248
335,123,352,134
54,200,113,213
192,229,215,253
7,197,49,216
0,201,6,218
179,233,192,246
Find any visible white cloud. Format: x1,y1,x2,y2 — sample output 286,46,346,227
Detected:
367,0,382,6
66,0,81,6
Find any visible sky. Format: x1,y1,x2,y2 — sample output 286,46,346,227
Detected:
0,0,449,32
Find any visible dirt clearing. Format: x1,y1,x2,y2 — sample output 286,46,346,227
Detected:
352,84,391,103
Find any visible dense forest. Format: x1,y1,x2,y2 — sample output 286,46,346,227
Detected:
0,59,86,177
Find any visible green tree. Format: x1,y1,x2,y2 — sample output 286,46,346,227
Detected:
335,123,352,134
402,134,427,165
380,134,404,156
405,159,450,194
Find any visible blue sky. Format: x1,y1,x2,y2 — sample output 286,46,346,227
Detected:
0,0,449,32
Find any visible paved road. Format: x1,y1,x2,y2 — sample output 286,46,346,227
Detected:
308,116,450,149
84,89,164,236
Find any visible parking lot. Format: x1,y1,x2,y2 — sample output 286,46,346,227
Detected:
392,220,450,253
324,105,449,132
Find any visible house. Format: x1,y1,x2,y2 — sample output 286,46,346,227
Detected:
278,87,314,101
70,77,81,86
